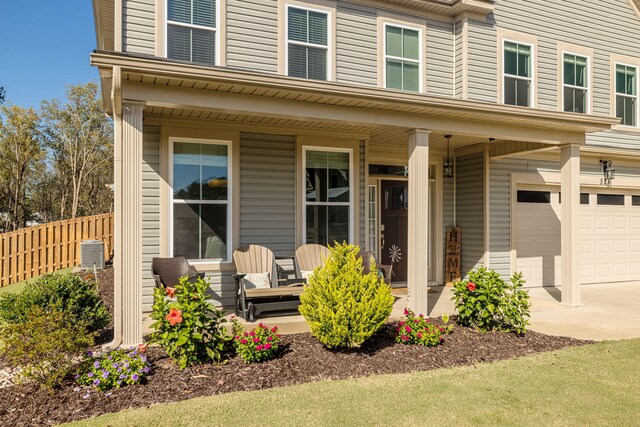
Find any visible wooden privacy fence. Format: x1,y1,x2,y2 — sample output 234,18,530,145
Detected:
0,213,114,287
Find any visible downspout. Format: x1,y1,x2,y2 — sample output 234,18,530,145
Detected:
104,65,123,350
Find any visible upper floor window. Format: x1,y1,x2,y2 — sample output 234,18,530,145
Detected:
563,54,588,113
503,41,532,107
616,64,638,126
384,24,421,92
167,0,216,65
287,6,329,81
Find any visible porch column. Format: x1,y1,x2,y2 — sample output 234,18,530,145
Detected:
560,144,581,306
407,129,430,315
116,102,145,346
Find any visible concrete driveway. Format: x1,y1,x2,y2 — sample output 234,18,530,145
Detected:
526,282,640,341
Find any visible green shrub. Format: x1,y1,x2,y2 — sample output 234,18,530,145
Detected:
149,276,230,369
0,308,94,389
452,268,531,334
395,308,452,347
231,319,282,363
0,272,110,332
77,347,151,391
299,243,394,349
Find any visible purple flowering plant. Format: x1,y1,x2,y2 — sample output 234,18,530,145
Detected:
77,346,151,391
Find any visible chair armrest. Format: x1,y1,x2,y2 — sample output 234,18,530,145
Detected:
152,274,163,288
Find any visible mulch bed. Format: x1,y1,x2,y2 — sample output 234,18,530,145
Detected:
0,267,593,426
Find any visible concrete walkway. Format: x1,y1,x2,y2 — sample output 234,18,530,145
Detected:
239,282,640,341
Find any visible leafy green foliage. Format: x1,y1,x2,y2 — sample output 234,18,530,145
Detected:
231,319,282,363
77,347,151,391
149,276,230,369
452,268,531,334
299,243,394,349
0,308,94,389
0,272,110,332
395,308,452,347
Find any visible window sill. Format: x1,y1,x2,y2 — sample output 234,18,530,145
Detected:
611,124,640,134
189,261,235,272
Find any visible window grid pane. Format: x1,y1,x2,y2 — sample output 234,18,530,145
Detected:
385,25,420,92
287,7,328,80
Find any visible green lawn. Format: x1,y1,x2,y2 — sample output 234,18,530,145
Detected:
68,338,640,427
0,268,72,295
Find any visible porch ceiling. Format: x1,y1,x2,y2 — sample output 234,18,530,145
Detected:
145,105,497,152
92,52,619,145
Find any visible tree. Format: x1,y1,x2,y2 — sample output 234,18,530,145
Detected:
0,105,44,231
40,82,113,219
0,86,5,104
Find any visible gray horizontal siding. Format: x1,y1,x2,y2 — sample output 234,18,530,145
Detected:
426,19,454,97
454,20,463,98
239,133,296,257
123,0,155,55
467,19,496,103
587,131,640,151
493,0,640,113
336,3,378,87
226,0,278,73
456,153,485,277
142,125,161,312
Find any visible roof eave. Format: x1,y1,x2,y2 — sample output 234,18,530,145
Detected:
90,51,619,135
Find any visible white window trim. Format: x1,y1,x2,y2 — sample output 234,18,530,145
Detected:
168,137,233,264
561,51,591,114
302,146,354,245
165,0,221,66
382,22,424,93
502,38,535,108
284,4,333,81
614,61,640,128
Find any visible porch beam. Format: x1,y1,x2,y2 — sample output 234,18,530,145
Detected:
560,144,581,306
116,102,145,346
407,129,430,315
121,82,590,145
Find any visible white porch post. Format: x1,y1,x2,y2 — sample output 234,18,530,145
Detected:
560,144,581,306
407,129,430,315
116,102,144,346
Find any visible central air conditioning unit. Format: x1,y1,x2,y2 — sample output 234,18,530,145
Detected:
80,240,105,269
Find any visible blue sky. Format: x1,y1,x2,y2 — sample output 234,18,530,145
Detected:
0,1,98,108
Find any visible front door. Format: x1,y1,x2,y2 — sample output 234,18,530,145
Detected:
380,180,409,282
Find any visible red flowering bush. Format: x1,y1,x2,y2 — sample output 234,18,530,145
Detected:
231,319,282,363
452,268,530,334
149,276,230,369
394,308,448,347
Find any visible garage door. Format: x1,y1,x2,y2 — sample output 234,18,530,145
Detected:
515,188,640,287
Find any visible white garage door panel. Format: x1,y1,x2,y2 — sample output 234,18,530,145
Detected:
516,188,640,287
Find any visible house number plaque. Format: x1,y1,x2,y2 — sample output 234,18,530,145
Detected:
446,226,461,287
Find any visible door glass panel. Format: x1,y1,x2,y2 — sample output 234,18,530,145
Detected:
517,190,551,204
597,194,625,206
632,195,640,206
384,185,408,210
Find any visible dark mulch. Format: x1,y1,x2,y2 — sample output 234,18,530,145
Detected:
0,267,593,426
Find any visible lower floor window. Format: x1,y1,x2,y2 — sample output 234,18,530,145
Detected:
173,203,227,260
305,205,349,246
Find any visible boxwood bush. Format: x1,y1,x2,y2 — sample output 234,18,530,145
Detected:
299,243,394,349
0,272,110,332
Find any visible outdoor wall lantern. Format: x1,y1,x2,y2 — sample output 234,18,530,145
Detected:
600,159,615,186
443,135,454,178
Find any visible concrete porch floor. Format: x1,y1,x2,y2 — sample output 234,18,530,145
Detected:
236,282,640,341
